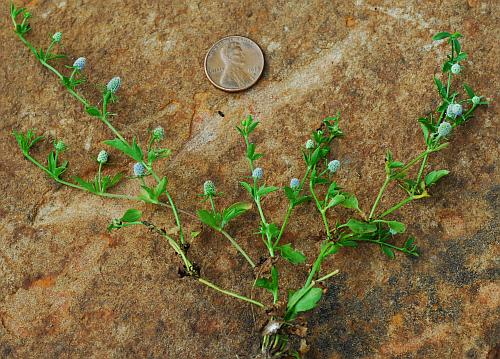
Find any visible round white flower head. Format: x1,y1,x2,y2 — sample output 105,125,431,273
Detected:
472,96,481,105
305,139,315,149
252,167,263,179
152,126,165,141
451,63,461,75
327,160,340,173
52,32,62,43
290,177,300,189
133,162,146,177
54,140,66,152
203,180,216,196
107,77,121,94
97,150,108,164
389,228,398,235
446,103,463,118
451,103,463,117
73,57,86,71
437,121,452,137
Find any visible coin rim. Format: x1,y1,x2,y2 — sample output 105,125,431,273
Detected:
204,35,264,93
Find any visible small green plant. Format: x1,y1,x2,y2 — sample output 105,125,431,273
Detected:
10,4,488,357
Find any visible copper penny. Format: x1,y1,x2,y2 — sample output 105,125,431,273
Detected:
204,36,264,92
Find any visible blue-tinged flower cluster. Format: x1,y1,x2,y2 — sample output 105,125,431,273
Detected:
327,160,340,173
73,57,86,71
252,167,263,179
437,121,452,137
52,32,62,43
97,150,108,164
203,180,216,196
107,77,121,94
133,162,146,177
446,103,463,118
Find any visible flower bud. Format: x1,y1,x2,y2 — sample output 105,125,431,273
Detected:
133,162,146,177
305,139,315,149
52,32,62,43
472,96,481,105
54,140,66,152
437,121,452,137
73,57,86,71
106,76,121,94
252,167,263,180
290,177,300,189
451,63,461,75
152,126,165,141
97,150,108,164
327,160,340,173
203,180,216,196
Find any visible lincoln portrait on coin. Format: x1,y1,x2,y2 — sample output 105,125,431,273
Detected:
219,41,254,88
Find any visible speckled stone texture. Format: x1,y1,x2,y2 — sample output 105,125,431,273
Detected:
0,0,498,358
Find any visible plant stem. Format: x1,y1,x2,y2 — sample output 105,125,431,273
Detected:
309,173,331,239
413,152,429,194
369,176,390,219
197,278,264,308
98,162,103,192
353,238,415,255
274,166,312,247
379,192,428,218
164,189,185,244
220,229,256,268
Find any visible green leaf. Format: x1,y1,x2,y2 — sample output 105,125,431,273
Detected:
327,194,345,208
197,209,221,230
257,185,279,197
255,266,279,303
432,32,451,40
286,287,323,320
292,195,311,207
453,38,461,54
341,219,377,234
463,83,475,98
255,278,272,290
381,245,395,259
221,202,252,226
341,194,360,211
425,170,450,186
121,209,142,223
240,181,254,197
155,177,168,198
434,77,447,99
74,176,97,192
104,137,143,162
455,52,467,62
386,221,406,233
277,243,306,264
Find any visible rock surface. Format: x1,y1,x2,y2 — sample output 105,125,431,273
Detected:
0,0,498,358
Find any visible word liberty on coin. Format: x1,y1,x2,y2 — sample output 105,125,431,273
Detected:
204,36,264,92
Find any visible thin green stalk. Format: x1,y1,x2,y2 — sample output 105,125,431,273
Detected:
379,191,428,218
220,229,256,268
274,166,312,247
369,176,390,219
353,238,414,255
208,195,216,213
97,162,103,192
309,173,331,239
164,190,185,244
413,152,429,194
197,278,264,308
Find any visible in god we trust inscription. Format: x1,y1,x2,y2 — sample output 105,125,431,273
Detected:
204,36,264,92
